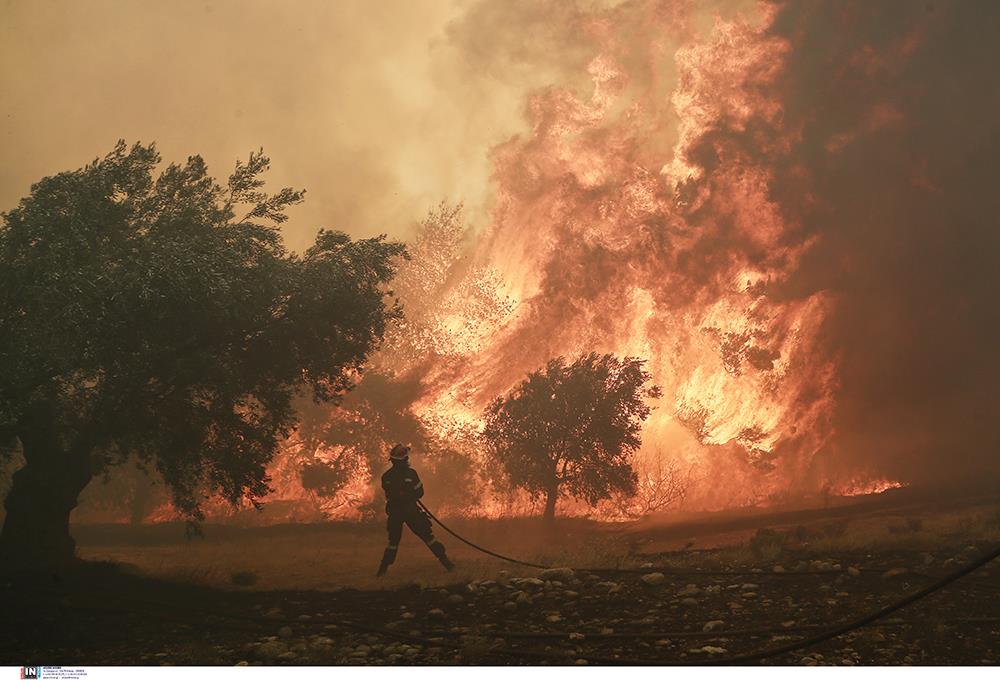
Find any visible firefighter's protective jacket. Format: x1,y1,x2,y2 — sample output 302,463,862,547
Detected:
380,462,424,515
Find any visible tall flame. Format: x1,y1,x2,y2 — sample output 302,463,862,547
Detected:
403,1,842,509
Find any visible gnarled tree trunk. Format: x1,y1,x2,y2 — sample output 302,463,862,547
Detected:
543,484,558,522
0,429,92,565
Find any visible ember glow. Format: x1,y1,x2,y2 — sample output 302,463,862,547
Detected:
835,478,907,498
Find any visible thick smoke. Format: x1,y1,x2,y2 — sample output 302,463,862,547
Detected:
0,0,590,251
766,1,1000,488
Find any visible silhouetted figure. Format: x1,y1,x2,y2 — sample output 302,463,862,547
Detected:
376,444,454,577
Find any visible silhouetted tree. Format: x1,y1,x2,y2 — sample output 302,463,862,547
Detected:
0,141,404,563
482,353,661,521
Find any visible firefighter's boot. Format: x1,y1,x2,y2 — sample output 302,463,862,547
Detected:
428,540,455,572
376,545,397,577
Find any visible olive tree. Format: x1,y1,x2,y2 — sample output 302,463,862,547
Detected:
0,141,404,563
482,353,661,521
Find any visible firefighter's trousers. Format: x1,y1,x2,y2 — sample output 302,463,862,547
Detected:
379,506,451,570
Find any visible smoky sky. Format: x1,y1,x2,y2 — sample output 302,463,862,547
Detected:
0,0,608,250
766,0,1000,487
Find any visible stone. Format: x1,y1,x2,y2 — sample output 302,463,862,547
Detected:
681,597,699,606
256,640,289,661
678,584,700,596
277,626,293,638
883,568,908,579
847,567,861,577
772,565,786,573
740,583,759,590
428,608,446,618
540,567,575,581
702,620,725,632
447,594,464,604
640,572,666,586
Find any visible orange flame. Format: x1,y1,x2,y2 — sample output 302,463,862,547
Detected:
400,2,845,511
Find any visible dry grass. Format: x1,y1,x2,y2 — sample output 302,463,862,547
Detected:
689,501,1000,568
805,506,1000,554
71,497,1000,589
73,517,633,591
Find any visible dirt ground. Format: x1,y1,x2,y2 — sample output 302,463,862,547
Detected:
3,490,999,666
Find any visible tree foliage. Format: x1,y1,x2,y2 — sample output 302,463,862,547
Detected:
481,353,661,519
0,141,404,530
376,202,514,371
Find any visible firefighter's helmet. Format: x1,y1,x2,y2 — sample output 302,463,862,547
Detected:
389,443,411,462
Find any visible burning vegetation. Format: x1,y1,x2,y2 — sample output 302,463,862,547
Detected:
63,2,863,524
4,0,1000,540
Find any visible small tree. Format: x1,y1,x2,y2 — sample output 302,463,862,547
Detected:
0,142,405,563
605,455,691,519
482,353,661,521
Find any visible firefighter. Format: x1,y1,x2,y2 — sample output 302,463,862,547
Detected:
376,443,455,577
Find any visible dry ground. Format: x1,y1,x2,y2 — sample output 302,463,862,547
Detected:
2,488,999,666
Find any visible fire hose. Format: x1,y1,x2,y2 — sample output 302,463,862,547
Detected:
417,500,868,577
417,500,550,569
417,499,1000,664
8,503,995,666
6,533,998,665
